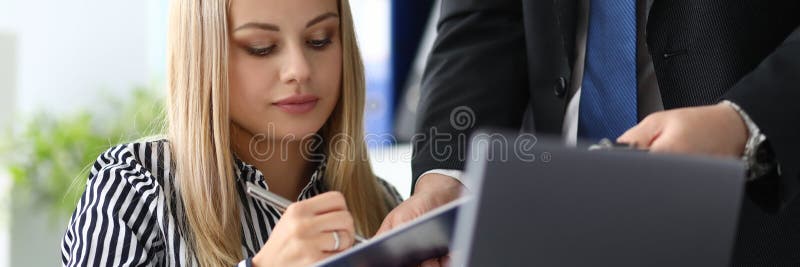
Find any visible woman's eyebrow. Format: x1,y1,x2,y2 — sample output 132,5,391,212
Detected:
306,12,339,28
233,12,340,32
234,22,279,32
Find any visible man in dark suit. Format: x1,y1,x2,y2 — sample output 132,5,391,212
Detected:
377,0,800,265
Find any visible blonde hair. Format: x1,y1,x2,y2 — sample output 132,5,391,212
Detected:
166,0,391,265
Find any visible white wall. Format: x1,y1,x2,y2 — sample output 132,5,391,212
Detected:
0,0,166,115
0,32,15,127
369,144,412,199
0,30,16,267
0,1,167,266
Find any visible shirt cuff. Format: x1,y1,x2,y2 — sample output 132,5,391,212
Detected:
416,169,466,190
722,100,773,181
237,257,253,267
722,100,765,151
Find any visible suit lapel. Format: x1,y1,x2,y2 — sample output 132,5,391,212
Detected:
637,0,664,119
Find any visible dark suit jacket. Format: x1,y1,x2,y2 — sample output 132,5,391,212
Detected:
413,0,800,265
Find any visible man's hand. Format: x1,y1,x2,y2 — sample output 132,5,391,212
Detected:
376,173,464,235
377,173,463,267
617,102,749,157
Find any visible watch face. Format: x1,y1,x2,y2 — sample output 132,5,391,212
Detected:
746,139,777,181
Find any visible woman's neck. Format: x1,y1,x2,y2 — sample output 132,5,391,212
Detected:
231,124,314,201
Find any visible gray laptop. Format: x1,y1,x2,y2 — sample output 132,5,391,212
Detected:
451,131,745,267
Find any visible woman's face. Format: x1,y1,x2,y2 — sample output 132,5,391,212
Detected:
229,0,341,141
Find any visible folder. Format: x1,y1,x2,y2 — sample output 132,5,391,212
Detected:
314,198,464,267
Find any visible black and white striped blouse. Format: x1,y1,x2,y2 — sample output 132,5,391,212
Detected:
60,140,403,266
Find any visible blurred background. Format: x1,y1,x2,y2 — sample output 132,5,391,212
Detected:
0,0,439,265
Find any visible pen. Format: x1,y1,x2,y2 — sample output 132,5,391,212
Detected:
245,181,368,243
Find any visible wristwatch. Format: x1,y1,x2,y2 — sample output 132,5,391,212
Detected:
723,100,778,181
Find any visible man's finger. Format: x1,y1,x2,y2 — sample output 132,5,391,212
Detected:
648,131,691,154
617,115,662,148
439,255,451,266
376,209,398,235
420,258,441,267
377,198,420,235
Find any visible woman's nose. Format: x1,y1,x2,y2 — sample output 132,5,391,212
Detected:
279,45,312,85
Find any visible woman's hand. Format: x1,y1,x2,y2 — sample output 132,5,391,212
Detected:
252,191,356,267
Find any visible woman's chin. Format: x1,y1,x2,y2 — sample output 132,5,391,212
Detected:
271,124,327,140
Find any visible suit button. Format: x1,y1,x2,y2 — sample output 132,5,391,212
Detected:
554,77,568,98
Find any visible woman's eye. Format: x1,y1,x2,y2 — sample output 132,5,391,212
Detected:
307,38,332,49
246,45,275,57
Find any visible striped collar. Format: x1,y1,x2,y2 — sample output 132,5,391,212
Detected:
232,157,327,199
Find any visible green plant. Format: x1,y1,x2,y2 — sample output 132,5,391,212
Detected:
1,86,165,219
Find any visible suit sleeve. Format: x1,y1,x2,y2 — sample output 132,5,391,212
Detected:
412,0,530,188
723,26,800,211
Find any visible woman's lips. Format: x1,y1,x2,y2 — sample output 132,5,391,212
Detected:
272,94,319,114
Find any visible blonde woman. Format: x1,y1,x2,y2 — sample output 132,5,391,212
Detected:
60,0,402,266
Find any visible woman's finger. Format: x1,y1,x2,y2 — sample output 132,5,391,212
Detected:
286,191,348,217
309,210,355,234
312,230,354,253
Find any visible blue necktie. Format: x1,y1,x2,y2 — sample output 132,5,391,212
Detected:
578,0,638,141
